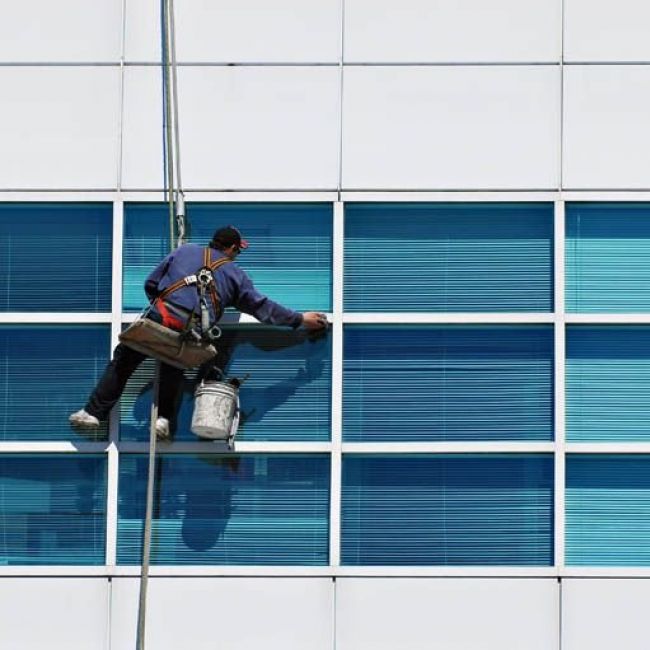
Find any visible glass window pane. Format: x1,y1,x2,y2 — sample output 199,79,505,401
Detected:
119,326,331,442
567,326,650,442
566,455,650,566
566,202,650,312
0,203,112,312
123,202,332,312
0,455,106,565
341,454,554,566
117,454,330,565
344,203,553,312
343,325,554,442
0,326,110,441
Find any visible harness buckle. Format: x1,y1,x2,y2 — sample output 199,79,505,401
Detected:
183,274,197,286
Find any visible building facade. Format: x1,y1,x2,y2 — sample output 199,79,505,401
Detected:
1,1,650,648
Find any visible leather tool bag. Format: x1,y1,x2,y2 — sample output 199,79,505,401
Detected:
119,318,217,370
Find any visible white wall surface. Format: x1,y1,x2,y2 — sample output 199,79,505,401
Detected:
124,0,341,63
342,65,560,190
0,67,120,190
336,578,559,650
563,579,650,650
0,0,122,63
563,65,650,190
110,577,333,650
122,65,340,190
565,0,650,62
344,0,560,63
0,578,108,650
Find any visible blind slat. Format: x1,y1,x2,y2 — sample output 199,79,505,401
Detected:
0,455,107,565
344,203,553,313
341,454,554,566
123,203,332,312
343,325,554,442
117,454,330,566
0,203,112,312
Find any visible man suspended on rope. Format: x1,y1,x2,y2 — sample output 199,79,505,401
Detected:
69,225,328,439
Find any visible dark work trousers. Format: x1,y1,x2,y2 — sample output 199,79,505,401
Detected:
84,343,185,421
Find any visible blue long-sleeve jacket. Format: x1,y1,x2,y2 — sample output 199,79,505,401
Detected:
144,244,303,328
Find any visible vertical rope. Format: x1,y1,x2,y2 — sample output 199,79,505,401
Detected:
136,2,180,648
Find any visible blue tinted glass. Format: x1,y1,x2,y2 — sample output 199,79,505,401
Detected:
342,455,554,566
123,202,332,312
567,326,650,442
117,454,329,565
0,455,106,565
567,455,650,566
120,327,331,442
0,203,112,312
343,325,554,442
344,203,553,312
0,326,110,441
566,203,650,312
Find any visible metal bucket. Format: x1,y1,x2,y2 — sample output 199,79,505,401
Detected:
191,381,239,444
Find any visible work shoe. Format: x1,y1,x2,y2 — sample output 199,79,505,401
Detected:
69,409,100,429
155,417,170,441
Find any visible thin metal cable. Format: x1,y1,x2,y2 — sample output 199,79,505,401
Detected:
136,2,179,648
168,0,187,246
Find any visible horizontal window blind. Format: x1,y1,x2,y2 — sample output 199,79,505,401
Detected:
343,325,553,442
344,203,553,312
567,326,650,441
341,455,554,566
0,326,110,441
0,203,112,312
566,202,650,312
117,454,329,565
566,455,650,566
123,202,332,312
119,327,331,442
0,455,106,565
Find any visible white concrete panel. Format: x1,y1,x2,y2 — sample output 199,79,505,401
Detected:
342,66,560,190
0,578,108,650
563,66,650,189
124,0,341,63
565,0,650,62
121,66,165,190
0,67,120,190
122,66,340,190
0,0,121,62
110,577,333,650
563,579,650,650
344,0,560,63
337,578,559,650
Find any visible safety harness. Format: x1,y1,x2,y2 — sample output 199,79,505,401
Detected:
154,248,231,342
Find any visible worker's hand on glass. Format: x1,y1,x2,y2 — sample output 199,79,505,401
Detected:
301,312,329,330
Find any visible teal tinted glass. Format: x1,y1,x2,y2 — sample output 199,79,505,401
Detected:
342,454,554,566
566,203,650,312
566,455,650,566
119,326,331,442
344,203,553,312
567,326,650,442
117,454,329,565
0,326,110,441
0,203,112,312
343,325,554,442
0,455,106,565
123,202,332,312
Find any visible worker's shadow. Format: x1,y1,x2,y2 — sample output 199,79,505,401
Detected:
134,326,330,553
130,326,330,442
